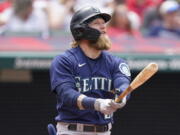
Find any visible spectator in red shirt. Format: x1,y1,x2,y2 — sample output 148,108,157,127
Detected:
0,0,13,13
126,0,163,19
107,4,141,38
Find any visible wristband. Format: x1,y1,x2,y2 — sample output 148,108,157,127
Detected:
82,97,96,110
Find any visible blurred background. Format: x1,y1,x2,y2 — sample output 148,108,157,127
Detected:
0,0,179,135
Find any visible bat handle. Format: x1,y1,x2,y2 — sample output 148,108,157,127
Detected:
115,87,132,103
115,94,124,103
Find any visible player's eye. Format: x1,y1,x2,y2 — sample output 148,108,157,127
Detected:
94,22,100,25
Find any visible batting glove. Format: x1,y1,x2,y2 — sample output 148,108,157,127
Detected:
94,99,117,115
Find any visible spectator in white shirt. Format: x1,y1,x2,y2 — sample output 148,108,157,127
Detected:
0,0,49,38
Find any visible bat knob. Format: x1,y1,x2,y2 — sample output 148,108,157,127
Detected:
47,123,56,135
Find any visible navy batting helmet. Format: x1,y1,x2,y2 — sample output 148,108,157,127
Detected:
70,6,111,41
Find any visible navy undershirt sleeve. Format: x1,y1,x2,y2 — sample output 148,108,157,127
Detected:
56,84,96,110
82,97,96,110
56,83,81,108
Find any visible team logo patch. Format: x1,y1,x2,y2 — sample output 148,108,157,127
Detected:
119,63,131,76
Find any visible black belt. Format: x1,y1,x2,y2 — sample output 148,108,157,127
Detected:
68,123,109,132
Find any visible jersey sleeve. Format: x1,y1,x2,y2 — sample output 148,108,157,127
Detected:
49,54,81,108
112,57,131,96
50,54,76,91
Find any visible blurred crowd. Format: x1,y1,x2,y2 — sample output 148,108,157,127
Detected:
0,0,179,39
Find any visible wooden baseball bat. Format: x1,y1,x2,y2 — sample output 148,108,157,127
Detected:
115,62,158,103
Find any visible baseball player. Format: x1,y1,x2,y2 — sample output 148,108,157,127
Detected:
50,6,131,135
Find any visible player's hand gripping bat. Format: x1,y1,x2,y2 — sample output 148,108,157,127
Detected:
115,63,158,103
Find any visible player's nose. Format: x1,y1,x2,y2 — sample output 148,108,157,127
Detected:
100,24,106,34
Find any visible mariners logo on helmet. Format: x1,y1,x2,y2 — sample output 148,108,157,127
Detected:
92,7,100,13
